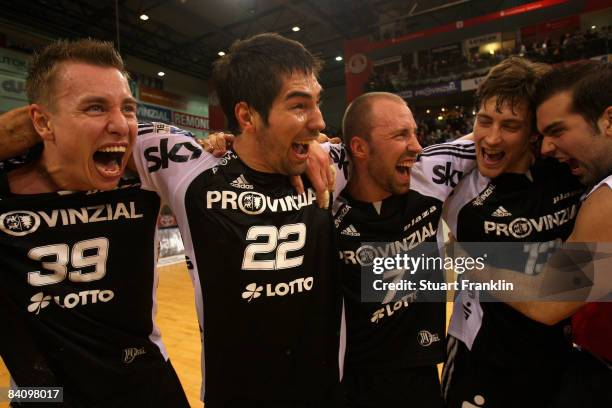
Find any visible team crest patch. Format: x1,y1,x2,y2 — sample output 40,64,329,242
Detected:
0,210,41,236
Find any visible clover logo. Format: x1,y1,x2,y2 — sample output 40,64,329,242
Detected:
27,292,52,315
370,307,385,323
241,283,263,302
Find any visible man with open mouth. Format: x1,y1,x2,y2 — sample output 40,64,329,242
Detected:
331,92,475,407
203,91,477,407
526,60,612,407
441,57,586,407
0,39,189,406
131,33,345,408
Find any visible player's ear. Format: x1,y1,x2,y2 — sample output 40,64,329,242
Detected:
349,136,369,160
601,106,612,139
29,104,55,141
235,102,256,134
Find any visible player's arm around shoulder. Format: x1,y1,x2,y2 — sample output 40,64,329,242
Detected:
510,186,612,325
568,185,612,242
130,122,219,201
0,106,41,160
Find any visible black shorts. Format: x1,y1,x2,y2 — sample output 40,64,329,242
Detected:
217,386,344,408
10,358,189,408
550,347,612,408
442,336,565,408
343,365,444,408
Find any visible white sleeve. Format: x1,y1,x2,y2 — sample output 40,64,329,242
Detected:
323,142,350,201
411,139,476,202
132,122,220,206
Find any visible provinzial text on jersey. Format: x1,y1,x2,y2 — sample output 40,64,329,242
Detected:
483,204,578,238
1,202,144,234
206,189,317,214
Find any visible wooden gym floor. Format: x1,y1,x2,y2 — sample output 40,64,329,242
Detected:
1,261,453,407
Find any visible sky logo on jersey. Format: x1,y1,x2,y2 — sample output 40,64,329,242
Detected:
0,202,144,235
432,162,463,187
328,145,350,181
483,204,578,239
27,289,115,314
207,189,317,215
144,137,202,172
241,277,314,302
0,210,41,236
418,330,441,347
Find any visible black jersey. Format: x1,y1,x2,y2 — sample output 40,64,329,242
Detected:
0,173,187,406
133,123,344,405
444,157,584,366
333,140,476,371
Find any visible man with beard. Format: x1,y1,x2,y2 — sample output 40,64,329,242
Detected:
334,92,476,407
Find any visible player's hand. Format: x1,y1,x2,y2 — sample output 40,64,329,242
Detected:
199,132,235,157
306,141,336,209
316,132,342,145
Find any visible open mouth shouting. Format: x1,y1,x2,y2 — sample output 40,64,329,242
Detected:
395,158,416,184
481,147,505,167
93,144,128,178
290,139,313,161
563,157,582,176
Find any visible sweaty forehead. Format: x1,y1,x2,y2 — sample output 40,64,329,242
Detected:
480,96,529,120
277,73,322,98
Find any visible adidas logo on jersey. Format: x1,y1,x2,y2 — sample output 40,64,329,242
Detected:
230,174,254,189
341,224,360,236
491,206,512,217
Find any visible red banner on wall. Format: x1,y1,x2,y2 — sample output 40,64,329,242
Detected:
521,15,580,38
366,0,570,52
583,0,612,12
344,36,373,104
208,80,227,132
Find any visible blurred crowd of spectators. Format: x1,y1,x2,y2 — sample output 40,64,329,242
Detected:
415,107,474,147
366,25,611,94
